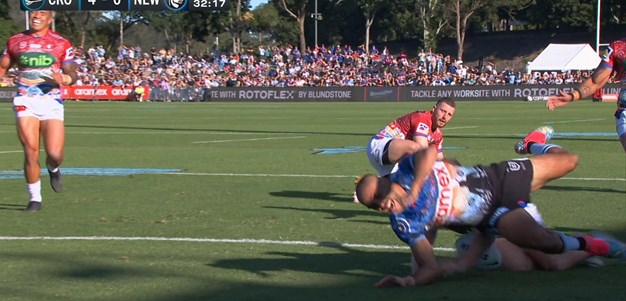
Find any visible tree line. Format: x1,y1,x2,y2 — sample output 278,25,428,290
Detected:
0,0,623,61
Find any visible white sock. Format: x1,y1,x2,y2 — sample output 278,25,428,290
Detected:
28,180,42,202
47,164,59,173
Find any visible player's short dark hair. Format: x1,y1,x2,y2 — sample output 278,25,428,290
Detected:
436,97,456,108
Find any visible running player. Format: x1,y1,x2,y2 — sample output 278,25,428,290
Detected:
355,127,626,287
546,37,626,152
0,10,78,212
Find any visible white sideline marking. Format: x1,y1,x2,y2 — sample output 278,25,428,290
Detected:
164,172,626,182
0,236,455,252
442,126,478,130
0,150,23,154
166,172,353,178
192,136,306,144
562,177,626,182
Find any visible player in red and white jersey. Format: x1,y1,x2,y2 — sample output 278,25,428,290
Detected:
547,37,626,152
0,10,78,212
367,98,456,177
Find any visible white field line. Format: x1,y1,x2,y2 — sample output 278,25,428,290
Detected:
0,150,24,154
0,130,285,135
546,118,605,124
441,126,478,130
164,172,626,182
561,177,626,182
0,236,455,252
192,136,306,144
0,169,621,181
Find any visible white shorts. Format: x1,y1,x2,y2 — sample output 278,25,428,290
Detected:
13,95,64,121
367,137,398,176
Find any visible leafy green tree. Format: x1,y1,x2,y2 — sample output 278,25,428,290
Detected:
276,0,310,51
249,3,282,45
356,0,386,54
415,0,449,51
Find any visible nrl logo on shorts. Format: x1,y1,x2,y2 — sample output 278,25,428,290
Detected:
507,161,521,171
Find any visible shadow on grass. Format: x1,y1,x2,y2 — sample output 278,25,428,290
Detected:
0,203,26,211
264,205,387,224
2,236,625,301
269,190,352,203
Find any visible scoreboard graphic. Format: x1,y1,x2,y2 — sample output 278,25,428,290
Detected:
20,0,230,11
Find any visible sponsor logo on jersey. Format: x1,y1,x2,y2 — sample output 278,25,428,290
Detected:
434,165,452,223
417,122,430,132
19,52,55,68
395,218,410,233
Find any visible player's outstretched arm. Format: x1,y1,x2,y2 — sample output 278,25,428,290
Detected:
375,238,441,288
404,145,438,206
547,66,612,110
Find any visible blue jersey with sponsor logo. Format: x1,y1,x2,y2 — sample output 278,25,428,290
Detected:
389,157,495,247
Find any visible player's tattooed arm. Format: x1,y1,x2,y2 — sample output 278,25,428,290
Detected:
61,62,78,85
574,66,612,100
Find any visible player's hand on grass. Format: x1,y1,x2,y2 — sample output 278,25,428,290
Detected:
375,275,415,288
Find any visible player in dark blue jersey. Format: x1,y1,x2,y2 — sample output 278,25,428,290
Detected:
355,127,626,287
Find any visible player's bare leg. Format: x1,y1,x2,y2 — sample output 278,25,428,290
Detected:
528,150,578,192
42,119,64,193
16,117,42,212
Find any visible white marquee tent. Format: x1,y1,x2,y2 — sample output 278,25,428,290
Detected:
527,43,601,73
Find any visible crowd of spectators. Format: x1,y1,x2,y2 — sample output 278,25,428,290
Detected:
1,43,608,97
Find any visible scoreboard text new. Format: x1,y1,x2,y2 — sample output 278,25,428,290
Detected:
20,0,230,11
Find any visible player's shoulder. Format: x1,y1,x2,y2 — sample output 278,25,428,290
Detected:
47,31,71,43
6,31,29,43
408,110,431,120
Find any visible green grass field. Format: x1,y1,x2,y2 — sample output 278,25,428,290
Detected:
0,101,624,301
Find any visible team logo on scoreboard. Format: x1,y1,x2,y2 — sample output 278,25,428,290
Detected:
166,0,187,10
22,0,45,10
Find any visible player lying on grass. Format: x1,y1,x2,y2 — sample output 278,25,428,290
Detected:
355,126,626,287
432,230,604,275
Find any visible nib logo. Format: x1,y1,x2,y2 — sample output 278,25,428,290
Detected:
19,53,56,68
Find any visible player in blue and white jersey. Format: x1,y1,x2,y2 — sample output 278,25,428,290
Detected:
355,127,626,287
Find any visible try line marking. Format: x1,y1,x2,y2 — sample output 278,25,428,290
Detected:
192,136,306,144
0,236,455,252
164,172,626,182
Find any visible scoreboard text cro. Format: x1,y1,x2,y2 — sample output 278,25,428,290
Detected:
20,0,231,11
